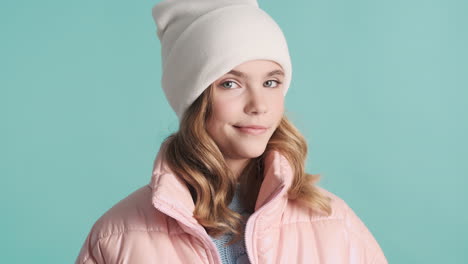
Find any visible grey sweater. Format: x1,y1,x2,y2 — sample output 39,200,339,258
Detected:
209,184,252,264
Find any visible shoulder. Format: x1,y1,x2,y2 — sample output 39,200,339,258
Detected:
314,185,358,220
305,185,376,235
313,185,387,263
286,185,383,247
285,185,356,221
87,184,182,241
313,185,374,232
75,185,184,263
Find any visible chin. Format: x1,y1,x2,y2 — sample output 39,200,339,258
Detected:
236,144,267,158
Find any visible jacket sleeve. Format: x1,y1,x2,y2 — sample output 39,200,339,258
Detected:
341,200,388,264
75,230,105,264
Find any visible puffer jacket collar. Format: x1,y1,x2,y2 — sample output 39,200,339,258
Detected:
149,142,294,264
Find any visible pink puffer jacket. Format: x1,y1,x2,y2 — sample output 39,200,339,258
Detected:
75,144,388,264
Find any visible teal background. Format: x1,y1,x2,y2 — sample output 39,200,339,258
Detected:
2,0,467,263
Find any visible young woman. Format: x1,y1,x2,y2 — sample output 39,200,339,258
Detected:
75,0,388,263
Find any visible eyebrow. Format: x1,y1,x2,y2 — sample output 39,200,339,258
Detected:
225,69,285,78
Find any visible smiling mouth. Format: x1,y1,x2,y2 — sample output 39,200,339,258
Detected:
233,125,268,135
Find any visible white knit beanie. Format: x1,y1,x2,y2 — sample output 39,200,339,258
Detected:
151,0,292,122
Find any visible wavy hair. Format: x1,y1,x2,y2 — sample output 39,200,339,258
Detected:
161,83,332,245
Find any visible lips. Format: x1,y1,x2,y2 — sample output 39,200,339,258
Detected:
233,125,268,135
234,125,267,129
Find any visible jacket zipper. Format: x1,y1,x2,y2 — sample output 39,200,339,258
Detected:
152,200,222,264
153,184,285,264
244,185,285,264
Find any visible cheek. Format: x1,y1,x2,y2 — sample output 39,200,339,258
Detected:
211,99,239,121
272,95,285,114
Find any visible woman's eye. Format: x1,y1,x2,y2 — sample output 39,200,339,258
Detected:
219,80,282,89
264,80,282,88
219,80,239,89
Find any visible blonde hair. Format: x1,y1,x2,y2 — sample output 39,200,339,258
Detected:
162,84,332,245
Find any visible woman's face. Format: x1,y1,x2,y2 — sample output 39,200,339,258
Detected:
206,59,285,165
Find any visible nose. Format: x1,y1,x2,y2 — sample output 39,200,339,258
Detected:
244,87,267,115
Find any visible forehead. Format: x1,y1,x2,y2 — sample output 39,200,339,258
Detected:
223,60,284,78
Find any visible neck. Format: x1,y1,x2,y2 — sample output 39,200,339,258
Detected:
225,157,250,181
